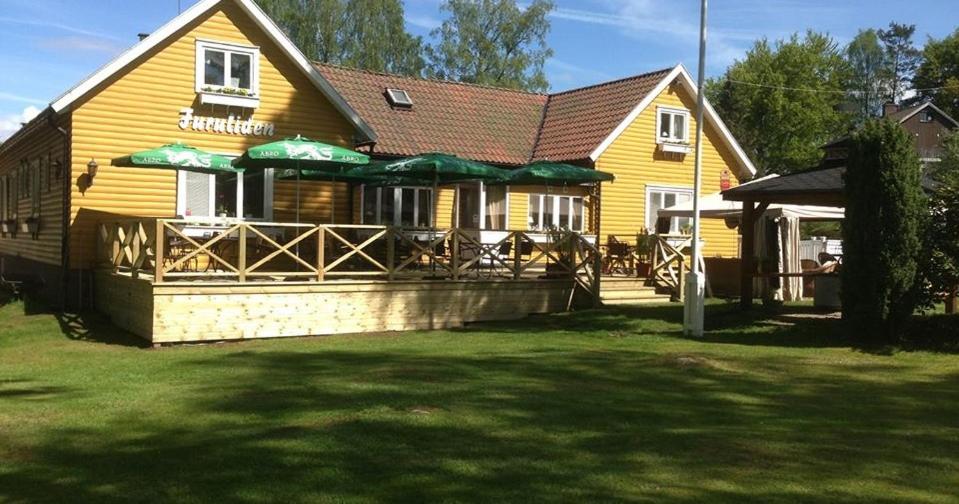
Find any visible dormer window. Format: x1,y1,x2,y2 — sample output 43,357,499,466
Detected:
386,88,413,108
195,40,260,108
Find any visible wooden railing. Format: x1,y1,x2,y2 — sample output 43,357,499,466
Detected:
96,219,602,305
648,234,709,300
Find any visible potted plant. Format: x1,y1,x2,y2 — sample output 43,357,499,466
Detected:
634,229,656,277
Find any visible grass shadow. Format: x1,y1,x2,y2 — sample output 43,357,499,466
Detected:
55,311,150,348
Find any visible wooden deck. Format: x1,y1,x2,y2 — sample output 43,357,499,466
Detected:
94,219,603,343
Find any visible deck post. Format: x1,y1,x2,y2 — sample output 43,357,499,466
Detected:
316,226,325,282
740,199,756,309
386,227,395,281
592,238,603,308
452,229,460,280
154,220,164,283
512,232,522,280
238,224,247,282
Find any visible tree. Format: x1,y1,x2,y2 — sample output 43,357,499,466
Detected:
841,120,925,344
922,132,959,312
426,0,554,92
845,29,891,123
706,32,851,175
877,22,922,104
256,0,424,76
913,29,959,120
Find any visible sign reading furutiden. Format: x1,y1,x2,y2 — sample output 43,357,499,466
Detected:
178,108,276,137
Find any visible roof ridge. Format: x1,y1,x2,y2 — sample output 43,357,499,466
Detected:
548,67,674,97
528,93,553,162
314,61,548,96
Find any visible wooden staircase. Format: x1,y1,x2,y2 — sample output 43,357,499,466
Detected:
600,277,673,306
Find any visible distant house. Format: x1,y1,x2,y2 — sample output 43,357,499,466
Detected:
822,101,959,165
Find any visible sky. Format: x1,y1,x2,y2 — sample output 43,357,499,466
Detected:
1,0,956,140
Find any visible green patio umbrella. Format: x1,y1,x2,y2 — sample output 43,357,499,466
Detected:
500,160,615,186
233,135,369,223
111,142,241,174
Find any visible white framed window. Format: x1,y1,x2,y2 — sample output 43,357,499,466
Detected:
656,106,690,144
361,186,432,227
455,182,510,230
646,186,693,234
527,194,584,232
176,164,273,220
195,39,260,107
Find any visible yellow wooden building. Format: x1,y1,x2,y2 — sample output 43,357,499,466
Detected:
0,0,755,341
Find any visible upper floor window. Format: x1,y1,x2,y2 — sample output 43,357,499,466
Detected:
196,40,260,107
657,107,690,144
920,110,934,123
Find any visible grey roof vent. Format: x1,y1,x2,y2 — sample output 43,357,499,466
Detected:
386,88,413,108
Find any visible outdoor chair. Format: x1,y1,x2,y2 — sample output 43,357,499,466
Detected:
603,237,632,276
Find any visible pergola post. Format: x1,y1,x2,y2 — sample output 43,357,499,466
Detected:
740,198,756,310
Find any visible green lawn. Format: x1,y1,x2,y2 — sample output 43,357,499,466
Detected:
1,299,958,503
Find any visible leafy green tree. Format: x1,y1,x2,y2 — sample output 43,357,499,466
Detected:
921,133,959,311
706,32,851,174
339,0,425,75
425,0,554,92
845,29,891,123
841,120,925,344
913,29,959,119
877,22,922,103
256,0,424,76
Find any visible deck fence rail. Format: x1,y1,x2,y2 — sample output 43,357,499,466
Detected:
96,218,602,305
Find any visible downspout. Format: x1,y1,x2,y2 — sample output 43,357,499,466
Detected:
47,111,71,312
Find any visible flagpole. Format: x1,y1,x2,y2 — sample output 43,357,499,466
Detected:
684,0,707,337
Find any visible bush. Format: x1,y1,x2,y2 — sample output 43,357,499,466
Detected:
841,119,926,344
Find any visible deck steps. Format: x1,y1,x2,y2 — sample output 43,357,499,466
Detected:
599,277,673,305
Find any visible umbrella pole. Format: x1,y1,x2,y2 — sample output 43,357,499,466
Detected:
432,171,438,274
295,162,301,224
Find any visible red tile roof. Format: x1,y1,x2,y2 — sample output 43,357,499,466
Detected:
315,63,673,165
532,68,672,162
316,63,547,165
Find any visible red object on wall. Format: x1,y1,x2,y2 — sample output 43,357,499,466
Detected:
720,169,731,191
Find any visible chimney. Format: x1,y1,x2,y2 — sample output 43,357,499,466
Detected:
137,33,150,41
883,102,899,117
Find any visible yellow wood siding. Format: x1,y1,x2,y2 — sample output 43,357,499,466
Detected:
0,114,70,266
595,81,743,257
69,1,356,268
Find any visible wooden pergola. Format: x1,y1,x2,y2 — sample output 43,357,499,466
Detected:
722,167,845,309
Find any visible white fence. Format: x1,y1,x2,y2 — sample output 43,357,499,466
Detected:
799,237,843,263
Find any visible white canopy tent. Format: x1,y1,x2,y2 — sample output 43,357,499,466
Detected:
659,181,843,302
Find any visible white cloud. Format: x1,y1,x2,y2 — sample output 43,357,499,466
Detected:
0,15,122,41
0,106,42,142
405,14,442,30
37,35,125,54
0,92,46,106
550,0,766,71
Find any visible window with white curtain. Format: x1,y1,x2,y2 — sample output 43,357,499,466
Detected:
177,167,272,219
646,186,693,233
196,40,259,95
656,106,690,143
527,194,583,232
